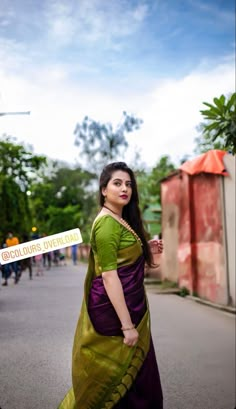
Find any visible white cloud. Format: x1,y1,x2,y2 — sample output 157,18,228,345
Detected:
125,56,235,166
189,0,235,26
45,0,149,48
0,55,234,170
0,68,125,165
0,39,28,72
132,3,149,22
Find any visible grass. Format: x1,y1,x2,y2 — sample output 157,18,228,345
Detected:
161,279,178,289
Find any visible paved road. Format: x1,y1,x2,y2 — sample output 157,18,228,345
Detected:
0,263,235,409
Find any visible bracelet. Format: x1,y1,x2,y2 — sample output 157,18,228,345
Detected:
121,324,135,331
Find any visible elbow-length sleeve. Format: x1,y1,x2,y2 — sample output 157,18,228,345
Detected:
93,216,122,272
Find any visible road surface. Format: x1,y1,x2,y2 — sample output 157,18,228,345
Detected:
0,263,235,409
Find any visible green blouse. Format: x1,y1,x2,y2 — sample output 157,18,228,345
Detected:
91,215,142,274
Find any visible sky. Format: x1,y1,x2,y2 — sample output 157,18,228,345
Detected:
0,0,235,170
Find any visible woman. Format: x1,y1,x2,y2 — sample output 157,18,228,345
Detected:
58,162,163,409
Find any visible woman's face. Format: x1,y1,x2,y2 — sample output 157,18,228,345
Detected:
102,170,132,208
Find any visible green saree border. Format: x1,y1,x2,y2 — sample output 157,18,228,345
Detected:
58,246,150,409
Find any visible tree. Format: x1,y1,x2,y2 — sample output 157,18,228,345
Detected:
136,155,176,212
146,155,176,205
195,93,236,154
30,165,97,242
74,111,143,171
135,156,176,236
0,177,31,237
44,205,82,235
0,135,47,241
0,135,46,191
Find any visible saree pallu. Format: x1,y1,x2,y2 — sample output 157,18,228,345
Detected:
58,248,163,409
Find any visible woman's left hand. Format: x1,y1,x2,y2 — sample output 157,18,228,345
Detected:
148,239,164,254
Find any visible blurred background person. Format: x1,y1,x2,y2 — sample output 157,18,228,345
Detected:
1,242,11,286
71,243,78,265
5,231,20,284
35,253,43,276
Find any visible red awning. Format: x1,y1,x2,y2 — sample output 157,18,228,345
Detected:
180,150,229,176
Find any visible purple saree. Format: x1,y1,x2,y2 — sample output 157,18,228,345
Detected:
88,254,163,409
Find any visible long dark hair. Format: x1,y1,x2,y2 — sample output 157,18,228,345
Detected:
99,162,152,266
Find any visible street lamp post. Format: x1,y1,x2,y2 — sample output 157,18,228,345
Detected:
0,111,31,117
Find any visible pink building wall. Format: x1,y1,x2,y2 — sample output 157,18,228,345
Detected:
161,172,181,283
161,171,228,305
189,174,227,304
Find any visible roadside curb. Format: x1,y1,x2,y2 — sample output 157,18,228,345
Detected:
145,286,180,295
144,285,236,314
144,277,180,295
146,288,180,294
186,295,236,315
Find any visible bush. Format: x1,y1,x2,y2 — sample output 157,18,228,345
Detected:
179,287,190,297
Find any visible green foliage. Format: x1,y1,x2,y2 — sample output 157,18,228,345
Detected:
0,135,46,190
44,205,82,234
30,164,97,242
74,111,143,171
136,155,175,236
136,155,175,212
135,169,150,212
195,93,236,154
179,287,190,297
147,155,176,205
194,124,226,153
0,135,47,241
0,177,32,238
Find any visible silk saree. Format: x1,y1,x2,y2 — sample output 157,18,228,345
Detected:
58,215,163,409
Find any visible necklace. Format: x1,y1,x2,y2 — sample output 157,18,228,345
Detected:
103,205,142,245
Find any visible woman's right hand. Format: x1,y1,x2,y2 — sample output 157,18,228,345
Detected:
123,328,139,347
148,238,164,254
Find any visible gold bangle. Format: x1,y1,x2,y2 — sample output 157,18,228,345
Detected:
121,324,135,331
